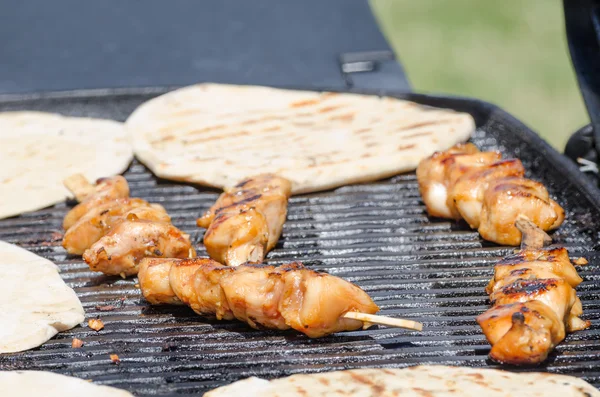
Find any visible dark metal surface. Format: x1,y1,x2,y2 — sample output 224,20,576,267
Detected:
564,0,600,168
0,0,410,94
0,88,599,396
565,124,600,184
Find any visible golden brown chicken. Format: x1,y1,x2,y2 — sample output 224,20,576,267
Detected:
442,151,503,219
416,144,565,246
83,217,196,277
62,174,195,277
487,247,582,289
62,175,130,230
449,159,525,228
477,301,564,365
477,247,589,365
197,174,292,266
416,143,480,219
138,258,379,338
478,177,565,245
62,198,170,254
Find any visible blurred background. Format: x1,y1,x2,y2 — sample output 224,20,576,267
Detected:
371,0,588,150
2,1,587,151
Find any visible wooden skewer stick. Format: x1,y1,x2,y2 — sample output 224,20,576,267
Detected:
342,312,423,331
515,214,552,250
63,173,95,202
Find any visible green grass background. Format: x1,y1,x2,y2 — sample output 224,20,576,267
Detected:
370,0,589,149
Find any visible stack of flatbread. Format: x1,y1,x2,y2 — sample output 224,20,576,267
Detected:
0,112,132,220
0,241,85,353
206,365,600,396
126,84,475,194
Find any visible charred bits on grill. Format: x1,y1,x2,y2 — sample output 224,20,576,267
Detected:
109,354,121,365
95,297,126,312
88,318,104,331
95,304,116,312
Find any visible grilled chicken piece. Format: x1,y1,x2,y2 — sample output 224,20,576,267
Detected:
63,175,130,230
449,159,525,228
137,258,185,306
197,174,292,267
486,247,583,292
478,177,565,246
274,263,380,337
219,264,289,330
416,144,565,246
477,247,589,365
62,198,170,255
83,218,195,277
477,301,564,365
416,143,481,218
138,258,379,338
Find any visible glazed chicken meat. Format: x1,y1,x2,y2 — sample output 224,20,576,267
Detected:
83,217,195,277
62,174,195,276
63,174,130,230
477,246,589,365
416,143,564,245
197,174,292,266
138,258,379,338
63,198,170,255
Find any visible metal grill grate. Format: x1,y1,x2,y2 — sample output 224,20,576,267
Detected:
0,88,599,395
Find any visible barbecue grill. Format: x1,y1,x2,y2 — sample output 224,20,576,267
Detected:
2,3,600,396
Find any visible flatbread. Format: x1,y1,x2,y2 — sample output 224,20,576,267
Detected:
0,111,132,219
126,84,474,194
0,241,85,353
205,365,600,397
0,371,133,397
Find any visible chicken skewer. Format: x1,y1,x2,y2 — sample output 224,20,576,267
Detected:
197,174,292,266
416,144,565,245
62,174,195,276
138,258,422,338
476,217,590,365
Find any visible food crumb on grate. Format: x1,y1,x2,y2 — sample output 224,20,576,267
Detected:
71,338,84,348
95,304,116,312
88,318,104,331
573,257,589,266
162,342,178,352
41,231,63,246
110,354,121,365
94,297,126,313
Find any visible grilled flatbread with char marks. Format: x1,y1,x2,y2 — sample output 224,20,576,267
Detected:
127,84,475,194
206,365,600,396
